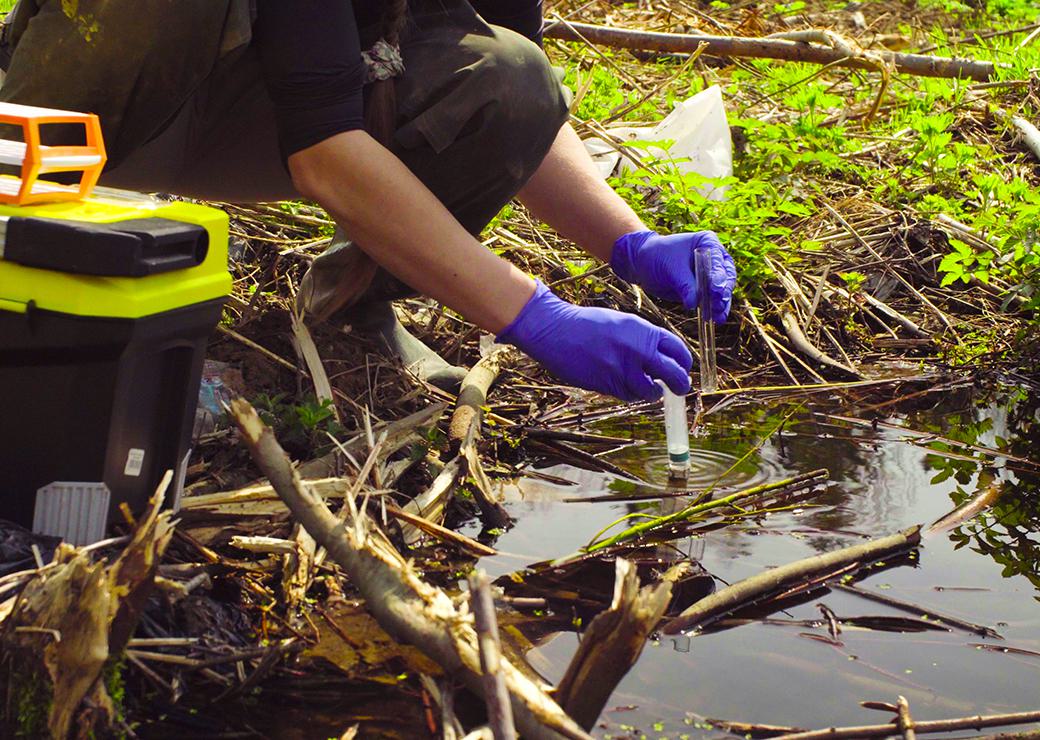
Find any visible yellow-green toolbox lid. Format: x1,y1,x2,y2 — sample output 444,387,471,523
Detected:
0,188,231,319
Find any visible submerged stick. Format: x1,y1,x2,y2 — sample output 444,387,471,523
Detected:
663,527,921,634
229,399,591,740
543,22,998,81
830,582,1002,638
774,709,1040,739
926,482,1003,537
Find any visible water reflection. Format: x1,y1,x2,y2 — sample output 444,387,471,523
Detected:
918,389,1040,597
484,384,1040,736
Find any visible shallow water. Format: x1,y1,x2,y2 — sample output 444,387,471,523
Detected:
473,384,1040,737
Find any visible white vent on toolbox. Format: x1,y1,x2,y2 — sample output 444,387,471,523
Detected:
32,482,111,546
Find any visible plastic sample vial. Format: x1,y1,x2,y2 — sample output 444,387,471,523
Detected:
694,244,718,393
659,381,690,479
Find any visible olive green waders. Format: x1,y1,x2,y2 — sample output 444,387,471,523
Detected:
1,0,569,389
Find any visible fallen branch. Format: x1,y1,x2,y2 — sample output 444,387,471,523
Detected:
663,526,921,634
1005,110,1040,162
827,283,931,339
298,402,447,478
386,504,496,557
229,399,591,740
469,570,517,740
400,457,462,545
555,559,674,730
774,709,1040,739
897,696,917,740
448,348,513,527
449,347,515,450
780,310,862,379
589,469,830,551
543,22,998,81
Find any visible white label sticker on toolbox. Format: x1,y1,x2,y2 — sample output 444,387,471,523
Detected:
124,448,146,477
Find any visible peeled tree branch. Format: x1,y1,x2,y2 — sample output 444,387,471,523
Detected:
544,22,998,81
663,526,922,634
229,399,591,740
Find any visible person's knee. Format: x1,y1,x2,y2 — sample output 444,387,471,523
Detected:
474,28,569,148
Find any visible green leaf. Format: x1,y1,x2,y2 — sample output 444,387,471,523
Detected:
777,201,813,217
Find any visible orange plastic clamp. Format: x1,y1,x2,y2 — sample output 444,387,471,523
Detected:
0,101,107,206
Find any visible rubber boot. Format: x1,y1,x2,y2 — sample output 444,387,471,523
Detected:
341,300,468,393
299,230,468,392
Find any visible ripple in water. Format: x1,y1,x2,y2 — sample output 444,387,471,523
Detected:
622,445,781,491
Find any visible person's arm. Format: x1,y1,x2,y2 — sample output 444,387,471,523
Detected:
256,2,693,399
517,122,644,261
254,0,535,331
290,132,691,400
518,122,737,321
289,131,535,334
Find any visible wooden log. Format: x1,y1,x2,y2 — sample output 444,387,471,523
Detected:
663,527,921,634
543,22,998,81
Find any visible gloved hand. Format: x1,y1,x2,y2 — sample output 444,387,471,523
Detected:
610,230,737,322
497,280,692,401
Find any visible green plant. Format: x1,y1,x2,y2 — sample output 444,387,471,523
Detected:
252,393,346,456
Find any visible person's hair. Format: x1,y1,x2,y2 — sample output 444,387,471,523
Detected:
365,0,408,147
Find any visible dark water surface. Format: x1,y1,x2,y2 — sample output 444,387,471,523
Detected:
473,384,1040,737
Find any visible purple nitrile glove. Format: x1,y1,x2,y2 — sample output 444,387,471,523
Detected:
610,230,737,322
497,280,693,401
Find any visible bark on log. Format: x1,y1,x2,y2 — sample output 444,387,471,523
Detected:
229,399,591,740
663,526,921,634
543,22,997,81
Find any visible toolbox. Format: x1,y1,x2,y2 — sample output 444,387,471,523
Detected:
0,102,231,544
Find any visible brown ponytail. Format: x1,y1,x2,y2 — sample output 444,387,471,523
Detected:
364,0,408,147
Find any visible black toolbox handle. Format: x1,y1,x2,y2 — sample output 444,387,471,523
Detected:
3,217,209,277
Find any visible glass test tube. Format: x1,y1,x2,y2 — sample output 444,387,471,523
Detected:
694,245,718,394
659,382,690,479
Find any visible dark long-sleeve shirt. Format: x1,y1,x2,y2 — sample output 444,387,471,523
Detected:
254,1,543,158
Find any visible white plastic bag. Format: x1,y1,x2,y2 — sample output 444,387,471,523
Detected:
583,85,732,200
